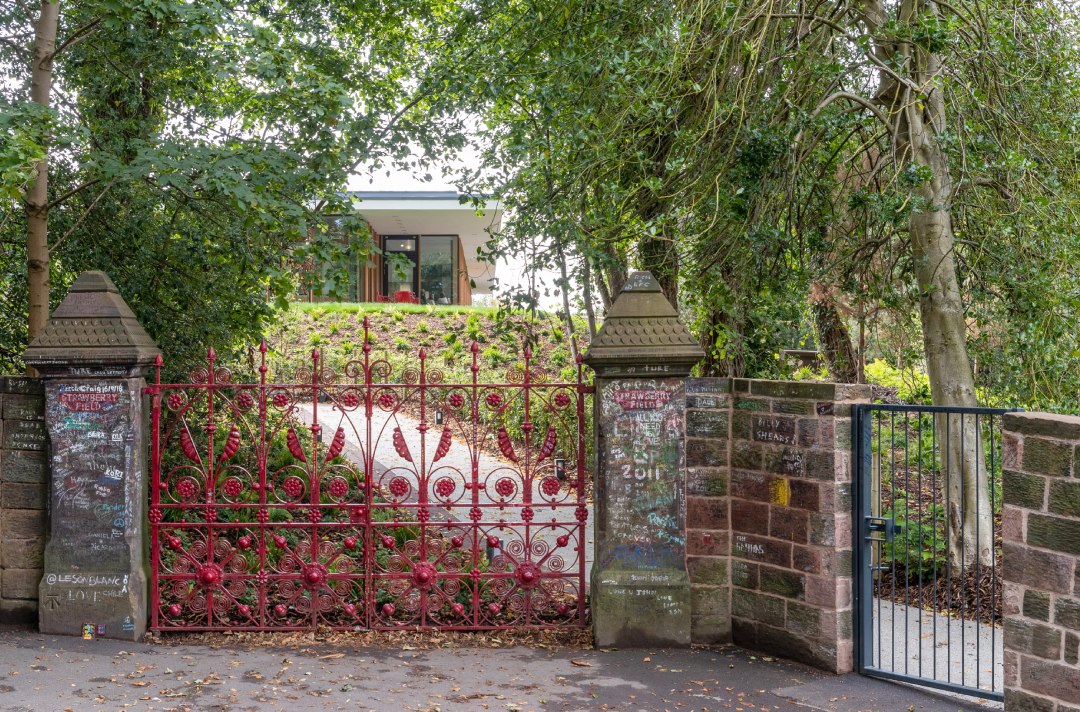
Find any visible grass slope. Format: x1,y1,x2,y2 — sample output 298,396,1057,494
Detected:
263,302,587,385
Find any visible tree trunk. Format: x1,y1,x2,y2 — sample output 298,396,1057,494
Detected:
911,207,993,568
26,1,59,345
598,243,627,311
581,258,598,339
810,283,858,383
875,0,992,568
637,236,678,307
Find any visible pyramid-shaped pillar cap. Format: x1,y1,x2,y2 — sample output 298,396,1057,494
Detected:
583,271,703,376
23,270,161,374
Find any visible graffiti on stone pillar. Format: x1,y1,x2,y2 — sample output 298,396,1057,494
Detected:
600,377,686,569
46,380,135,566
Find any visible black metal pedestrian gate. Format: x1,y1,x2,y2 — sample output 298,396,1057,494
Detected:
853,404,1016,701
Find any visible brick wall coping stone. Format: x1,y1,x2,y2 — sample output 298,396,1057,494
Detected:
1004,411,1080,440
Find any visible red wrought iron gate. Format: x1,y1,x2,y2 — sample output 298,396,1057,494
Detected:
146,319,592,631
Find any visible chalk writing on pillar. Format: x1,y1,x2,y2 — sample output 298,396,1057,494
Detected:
46,380,134,567
685,378,727,395
611,389,672,410
601,378,686,569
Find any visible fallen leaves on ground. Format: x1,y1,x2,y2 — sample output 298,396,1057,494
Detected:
148,626,592,652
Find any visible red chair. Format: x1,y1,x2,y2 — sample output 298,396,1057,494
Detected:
394,290,419,304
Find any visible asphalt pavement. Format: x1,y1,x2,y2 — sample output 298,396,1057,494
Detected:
0,625,1002,712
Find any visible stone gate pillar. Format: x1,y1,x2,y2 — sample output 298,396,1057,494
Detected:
584,271,704,647
23,271,160,640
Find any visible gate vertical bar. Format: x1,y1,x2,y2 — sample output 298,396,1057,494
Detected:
308,349,320,629
363,318,374,629
149,356,163,630
989,412,998,694
575,354,587,625
205,348,217,628
417,348,429,626
257,342,269,629
853,403,873,675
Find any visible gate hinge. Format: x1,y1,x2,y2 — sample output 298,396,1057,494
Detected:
865,516,899,543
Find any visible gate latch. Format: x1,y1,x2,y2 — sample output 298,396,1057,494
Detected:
865,516,898,543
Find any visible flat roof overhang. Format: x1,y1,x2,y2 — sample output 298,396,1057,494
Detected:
348,192,502,295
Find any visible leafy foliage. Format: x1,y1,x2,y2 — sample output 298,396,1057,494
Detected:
446,0,1080,410
0,0,479,374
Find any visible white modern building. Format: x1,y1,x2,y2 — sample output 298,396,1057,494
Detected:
301,191,502,306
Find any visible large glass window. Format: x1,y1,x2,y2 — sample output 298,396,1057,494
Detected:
383,236,418,297
419,236,458,305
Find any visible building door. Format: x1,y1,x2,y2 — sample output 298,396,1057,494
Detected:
383,237,419,299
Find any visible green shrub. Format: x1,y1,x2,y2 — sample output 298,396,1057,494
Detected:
882,496,946,578
791,365,829,382
482,344,504,367
865,359,932,403
465,314,483,342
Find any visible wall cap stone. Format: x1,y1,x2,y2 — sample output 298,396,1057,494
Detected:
23,271,160,370
583,271,703,371
1005,411,1080,440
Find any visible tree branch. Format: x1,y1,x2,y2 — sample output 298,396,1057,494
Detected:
50,176,118,253
45,177,102,211
809,91,893,129
972,176,1015,202
47,17,101,61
